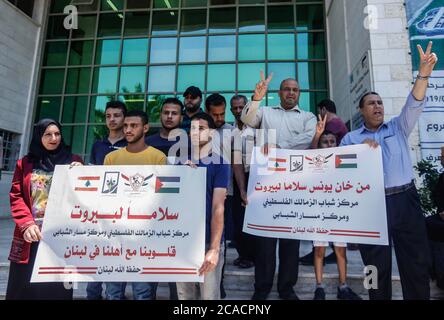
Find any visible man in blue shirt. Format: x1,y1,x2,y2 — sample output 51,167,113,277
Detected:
176,112,229,300
340,42,438,300
86,100,127,300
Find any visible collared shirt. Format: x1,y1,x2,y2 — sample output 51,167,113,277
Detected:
232,124,255,173
180,108,204,134
89,137,127,165
340,93,425,189
240,101,317,150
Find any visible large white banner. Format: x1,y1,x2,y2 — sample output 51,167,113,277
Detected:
31,165,206,283
243,145,389,245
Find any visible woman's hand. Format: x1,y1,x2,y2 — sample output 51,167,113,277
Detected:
69,161,83,168
23,224,42,243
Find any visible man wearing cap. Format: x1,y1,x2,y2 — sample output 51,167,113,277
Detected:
181,86,204,134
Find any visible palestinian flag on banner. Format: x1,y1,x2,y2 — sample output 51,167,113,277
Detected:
74,176,100,191
268,158,287,172
155,176,180,193
335,154,357,169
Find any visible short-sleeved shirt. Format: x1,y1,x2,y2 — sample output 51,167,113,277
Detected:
325,117,348,145
104,146,167,165
145,133,179,156
89,137,127,165
195,155,230,244
180,109,204,134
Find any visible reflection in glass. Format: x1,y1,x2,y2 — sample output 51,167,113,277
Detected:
72,15,97,38
119,94,145,111
152,11,178,35
148,66,176,92
177,65,205,92
36,97,61,122
297,32,325,59
268,6,294,30
182,0,206,7
296,5,324,31
207,64,235,91
209,8,236,33
239,7,265,32
122,39,148,64
238,63,265,91
268,34,295,60
101,0,123,10
62,96,88,123
267,62,295,90
181,9,207,34
127,0,151,9
208,35,235,62
92,67,118,93
95,39,121,65
47,16,69,39
43,42,68,66
62,126,85,154
98,13,123,37
89,95,113,123
69,40,94,65
150,38,177,64
179,37,206,62
39,69,65,94
120,66,147,93
124,11,150,36
66,68,91,94
238,34,265,61
154,0,179,8
297,62,327,90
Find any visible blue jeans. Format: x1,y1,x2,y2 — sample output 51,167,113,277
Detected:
88,282,127,300
105,282,157,300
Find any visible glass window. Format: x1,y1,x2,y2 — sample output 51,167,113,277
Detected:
86,125,108,156
207,64,235,91
179,36,206,62
148,65,176,92
89,95,113,123
66,67,92,94
182,0,206,7
154,0,179,8
98,13,123,37
268,33,295,60
211,0,235,4
238,34,265,61
72,15,97,39
39,69,65,94
101,0,123,11
268,6,294,30
92,67,118,93
151,11,178,36
297,32,325,59
43,42,68,66
124,11,150,36
296,5,324,31
181,9,207,34
149,38,177,64
50,0,70,13
120,66,147,93
62,125,85,155
127,0,151,9
209,8,236,33
239,7,265,32
267,92,279,106
297,62,327,90
119,94,145,111
47,16,70,39
62,96,88,123
298,91,325,113
36,97,61,121
122,38,148,64
177,65,205,92
239,0,264,3
95,39,121,65
69,40,94,65
268,62,296,90
238,63,265,91
208,35,236,62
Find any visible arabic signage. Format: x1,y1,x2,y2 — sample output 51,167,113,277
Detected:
243,145,389,245
406,0,444,171
31,165,206,283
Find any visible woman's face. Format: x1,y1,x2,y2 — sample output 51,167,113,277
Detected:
41,124,61,151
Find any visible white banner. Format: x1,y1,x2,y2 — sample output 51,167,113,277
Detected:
31,165,206,283
243,145,389,245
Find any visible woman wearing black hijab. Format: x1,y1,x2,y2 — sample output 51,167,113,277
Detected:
6,119,83,300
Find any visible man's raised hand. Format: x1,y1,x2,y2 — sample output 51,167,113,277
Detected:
417,41,438,78
253,71,273,101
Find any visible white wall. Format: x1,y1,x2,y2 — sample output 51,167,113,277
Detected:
0,0,47,217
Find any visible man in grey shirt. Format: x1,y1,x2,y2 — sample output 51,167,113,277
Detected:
241,72,316,300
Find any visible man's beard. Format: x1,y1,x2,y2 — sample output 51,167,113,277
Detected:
127,132,144,144
186,103,200,113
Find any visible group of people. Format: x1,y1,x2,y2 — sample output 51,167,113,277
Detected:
5,41,439,300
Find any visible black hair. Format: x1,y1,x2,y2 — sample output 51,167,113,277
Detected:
358,92,380,109
105,100,127,115
317,99,337,114
162,97,184,112
320,130,336,138
125,110,149,125
205,93,226,112
191,112,216,129
230,94,248,106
